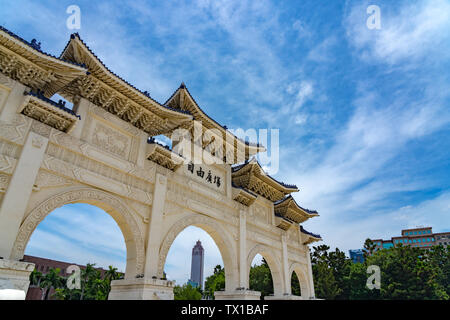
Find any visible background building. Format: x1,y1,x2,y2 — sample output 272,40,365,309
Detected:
371,227,450,251
189,240,204,290
349,249,365,263
435,232,450,246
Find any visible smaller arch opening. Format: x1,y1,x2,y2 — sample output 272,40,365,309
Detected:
249,254,274,299
291,271,302,296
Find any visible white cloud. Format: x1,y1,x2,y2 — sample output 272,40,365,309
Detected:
345,0,450,65
293,19,311,39
307,36,337,63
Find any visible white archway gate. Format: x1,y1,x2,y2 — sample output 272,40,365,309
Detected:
0,27,321,300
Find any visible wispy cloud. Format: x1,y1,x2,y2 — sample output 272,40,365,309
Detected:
345,0,450,65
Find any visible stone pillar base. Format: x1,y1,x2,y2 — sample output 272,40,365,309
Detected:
214,290,261,300
108,278,175,300
0,259,35,300
264,294,303,300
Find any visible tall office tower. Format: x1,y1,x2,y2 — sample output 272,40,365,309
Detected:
190,240,204,289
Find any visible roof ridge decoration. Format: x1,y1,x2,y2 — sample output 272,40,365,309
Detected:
231,157,299,202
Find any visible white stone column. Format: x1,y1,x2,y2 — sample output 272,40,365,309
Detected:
0,131,48,259
144,173,167,278
239,209,247,288
281,233,290,295
0,81,27,122
0,259,35,300
306,247,315,299
136,131,149,168
68,97,89,139
215,207,260,301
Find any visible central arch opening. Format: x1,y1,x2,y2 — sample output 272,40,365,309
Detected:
159,216,238,300
164,226,224,300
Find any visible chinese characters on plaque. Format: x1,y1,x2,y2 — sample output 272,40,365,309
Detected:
187,162,221,188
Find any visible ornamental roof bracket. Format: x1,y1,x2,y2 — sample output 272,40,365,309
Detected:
20,90,80,133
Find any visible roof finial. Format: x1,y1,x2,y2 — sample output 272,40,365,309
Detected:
30,39,41,50
180,82,186,89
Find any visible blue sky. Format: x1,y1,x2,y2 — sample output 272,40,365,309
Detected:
2,0,450,285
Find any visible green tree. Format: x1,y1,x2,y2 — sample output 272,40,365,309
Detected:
363,238,377,259
310,245,345,300
249,259,273,299
366,244,448,300
291,272,301,296
312,261,341,299
173,283,202,300
204,265,225,299
328,248,351,299
39,268,64,300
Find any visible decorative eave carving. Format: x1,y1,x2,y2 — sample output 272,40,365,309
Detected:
164,84,266,162
231,158,298,201
0,26,87,97
147,140,184,171
274,214,293,231
274,195,319,224
19,90,79,133
300,225,322,245
59,34,193,136
232,184,257,206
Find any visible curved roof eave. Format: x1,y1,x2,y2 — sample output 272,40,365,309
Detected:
232,158,299,192
165,84,266,153
275,195,319,216
0,25,87,72
59,33,193,121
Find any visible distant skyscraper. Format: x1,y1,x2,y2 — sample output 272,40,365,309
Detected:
190,240,204,290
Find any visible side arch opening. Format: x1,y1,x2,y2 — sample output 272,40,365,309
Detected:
247,244,284,299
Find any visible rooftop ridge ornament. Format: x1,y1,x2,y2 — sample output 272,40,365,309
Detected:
30,39,41,51
180,82,186,89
